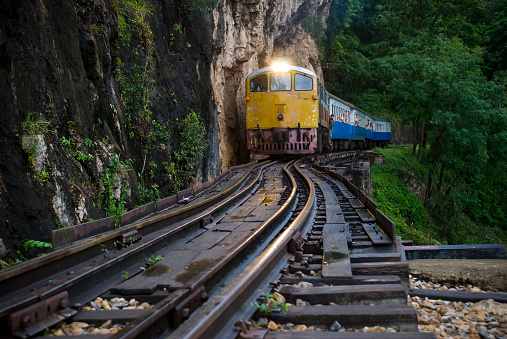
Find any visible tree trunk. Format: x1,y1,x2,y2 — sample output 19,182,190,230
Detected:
444,177,457,198
437,164,444,192
417,122,425,160
425,129,444,205
412,119,418,157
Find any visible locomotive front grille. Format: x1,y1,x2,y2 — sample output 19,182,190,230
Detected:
248,127,317,154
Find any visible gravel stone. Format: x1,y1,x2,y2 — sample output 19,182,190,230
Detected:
330,320,342,331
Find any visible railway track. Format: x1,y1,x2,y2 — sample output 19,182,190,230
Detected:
1,160,278,337
4,151,500,338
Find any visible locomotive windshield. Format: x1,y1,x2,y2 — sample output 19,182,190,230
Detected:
250,74,268,92
270,73,291,91
295,74,313,90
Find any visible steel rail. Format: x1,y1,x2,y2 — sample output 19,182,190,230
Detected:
0,161,269,324
112,160,299,338
166,160,316,339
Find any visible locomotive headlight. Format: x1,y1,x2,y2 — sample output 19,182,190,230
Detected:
278,114,284,121
272,62,289,73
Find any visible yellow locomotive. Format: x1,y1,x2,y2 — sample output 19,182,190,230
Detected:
246,64,330,155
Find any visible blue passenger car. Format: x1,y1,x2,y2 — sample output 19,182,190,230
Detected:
328,93,390,149
373,118,391,146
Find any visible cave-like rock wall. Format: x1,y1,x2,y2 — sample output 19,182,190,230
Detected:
212,0,330,168
0,0,330,260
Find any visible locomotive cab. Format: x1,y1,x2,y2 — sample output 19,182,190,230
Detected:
245,65,329,155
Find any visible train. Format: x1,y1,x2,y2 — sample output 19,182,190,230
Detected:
245,64,391,155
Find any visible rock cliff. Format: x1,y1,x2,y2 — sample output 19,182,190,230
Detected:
0,0,329,260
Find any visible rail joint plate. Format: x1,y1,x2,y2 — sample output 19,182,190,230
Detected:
7,291,77,338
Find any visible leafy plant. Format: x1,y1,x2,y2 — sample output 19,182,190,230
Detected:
139,182,160,204
90,23,102,34
1,258,23,269
115,236,137,249
35,170,50,183
42,327,57,336
22,112,52,137
122,271,130,279
99,244,109,256
60,137,94,163
55,218,69,229
100,155,131,227
140,254,163,270
177,0,215,24
172,110,207,192
148,254,163,265
244,292,289,315
22,239,52,251
21,112,52,173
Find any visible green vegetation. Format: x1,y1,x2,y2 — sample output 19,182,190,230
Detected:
60,136,94,163
115,236,138,249
141,254,163,270
244,292,289,315
21,239,52,251
177,0,215,25
172,110,208,192
35,170,50,183
373,146,507,246
99,155,131,227
148,254,163,265
22,112,52,137
115,0,169,156
315,0,507,245
21,112,52,170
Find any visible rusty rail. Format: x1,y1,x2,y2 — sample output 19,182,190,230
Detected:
0,161,271,336
167,160,316,339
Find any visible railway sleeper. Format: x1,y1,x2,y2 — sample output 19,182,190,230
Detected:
254,304,419,332
279,275,402,286
288,262,409,287
259,331,435,338
302,253,401,264
276,284,407,306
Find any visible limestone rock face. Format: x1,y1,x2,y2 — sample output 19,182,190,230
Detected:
0,0,329,255
211,0,331,169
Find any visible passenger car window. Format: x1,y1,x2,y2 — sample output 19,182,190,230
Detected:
250,74,268,92
270,73,291,91
295,74,312,90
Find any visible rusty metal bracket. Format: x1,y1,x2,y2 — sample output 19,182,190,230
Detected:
236,320,268,338
8,291,77,338
201,214,213,228
172,286,208,327
288,231,303,253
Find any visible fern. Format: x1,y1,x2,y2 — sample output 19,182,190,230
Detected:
22,239,52,251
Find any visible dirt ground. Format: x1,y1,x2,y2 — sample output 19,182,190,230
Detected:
409,259,507,292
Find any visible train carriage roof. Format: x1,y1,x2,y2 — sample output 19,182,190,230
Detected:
328,93,353,107
329,93,390,123
246,65,318,79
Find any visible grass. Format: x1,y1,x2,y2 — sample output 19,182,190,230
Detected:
371,145,507,246
371,146,441,245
